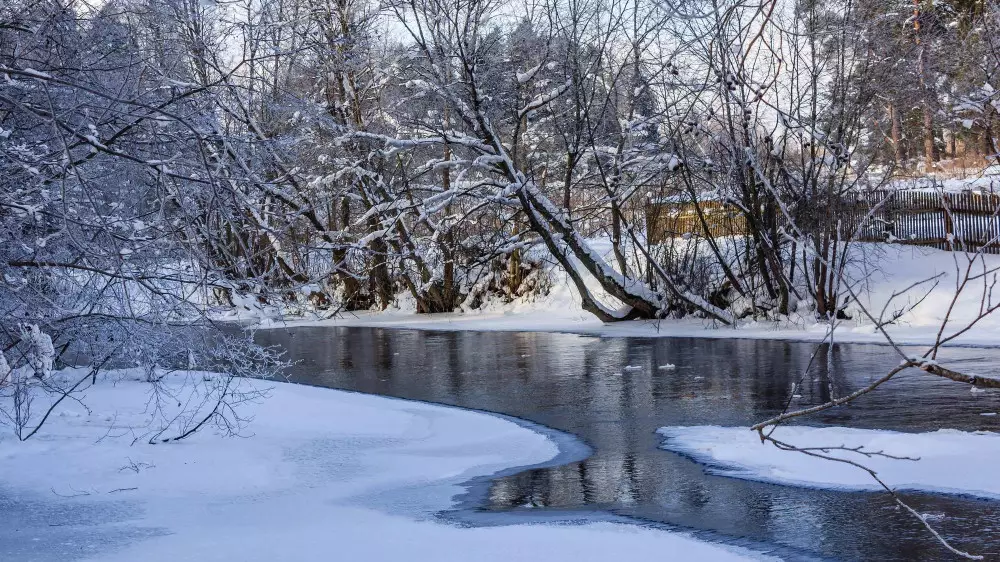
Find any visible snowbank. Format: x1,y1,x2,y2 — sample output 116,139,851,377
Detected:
0,372,770,561
887,171,1000,194
658,425,1000,499
247,244,1000,347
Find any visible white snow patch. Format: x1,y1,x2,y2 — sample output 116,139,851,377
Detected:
1,373,769,561
658,425,1000,499
19,323,54,378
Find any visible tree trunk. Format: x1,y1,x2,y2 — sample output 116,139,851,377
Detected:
367,215,393,310
889,103,905,170
333,198,366,309
563,152,574,217
983,112,998,165
611,204,629,277
441,120,456,309
923,104,935,168
914,0,936,168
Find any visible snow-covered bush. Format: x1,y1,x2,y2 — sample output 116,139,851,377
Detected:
0,350,8,385
18,324,54,379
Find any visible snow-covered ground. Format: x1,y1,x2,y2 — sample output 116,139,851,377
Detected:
888,168,1000,193
658,425,1000,499
0,371,773,561
241,244,1000,347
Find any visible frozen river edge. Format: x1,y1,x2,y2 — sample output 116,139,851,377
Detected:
1,371,777,562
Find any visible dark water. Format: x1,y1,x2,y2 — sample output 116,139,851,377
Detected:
252,327,1000,561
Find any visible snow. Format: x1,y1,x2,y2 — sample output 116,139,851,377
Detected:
18,67,53,79
18,323,55,378
250,243,1000,347
516,63,541,84
0,350,9,384
658,425,1000,499
1,371,770,561
887,172,1000,194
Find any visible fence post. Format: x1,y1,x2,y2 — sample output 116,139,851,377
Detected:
943,192,954,251
888,191,897,240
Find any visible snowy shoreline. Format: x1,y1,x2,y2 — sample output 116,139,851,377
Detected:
230,244,1000,348
245,311,1000,348
658,425,1000,500
0,371,774,562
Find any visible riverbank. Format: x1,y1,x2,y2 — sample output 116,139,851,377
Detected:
238,244,1000,348
0,370,773,561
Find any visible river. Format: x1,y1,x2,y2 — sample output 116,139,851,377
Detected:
253,326,1000,561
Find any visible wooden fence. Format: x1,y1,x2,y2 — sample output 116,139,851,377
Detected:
645,199,748,243
646,190,1000,254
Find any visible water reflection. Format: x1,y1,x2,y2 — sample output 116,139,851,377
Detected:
254,327,1000,561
